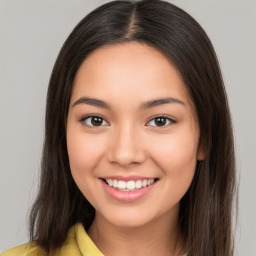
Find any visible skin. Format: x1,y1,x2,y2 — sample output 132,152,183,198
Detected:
66,42,204,256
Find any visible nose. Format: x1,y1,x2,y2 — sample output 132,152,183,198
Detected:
107,124,146,167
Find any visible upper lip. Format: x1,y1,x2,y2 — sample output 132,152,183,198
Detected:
100,176,157,181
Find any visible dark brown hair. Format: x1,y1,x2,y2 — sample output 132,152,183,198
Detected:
29,1,237,255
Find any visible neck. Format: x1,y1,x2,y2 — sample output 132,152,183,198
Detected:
88,207,184,256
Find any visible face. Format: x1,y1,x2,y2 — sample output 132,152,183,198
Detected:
67,42,203,229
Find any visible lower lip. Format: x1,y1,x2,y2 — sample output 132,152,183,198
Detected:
101,179,157,202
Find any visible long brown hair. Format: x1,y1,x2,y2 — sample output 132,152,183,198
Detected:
29,1,237,255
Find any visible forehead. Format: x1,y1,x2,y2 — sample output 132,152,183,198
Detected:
71,42,191,108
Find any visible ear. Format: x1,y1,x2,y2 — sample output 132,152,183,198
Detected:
197,142,206,161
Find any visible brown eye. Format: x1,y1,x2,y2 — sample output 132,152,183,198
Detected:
155,117,167,126
91,116,103,126
147,116,174,127
82,116,108,127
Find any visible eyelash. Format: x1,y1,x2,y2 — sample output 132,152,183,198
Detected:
79,115,176,128
146,115,176,127
79,115,109,127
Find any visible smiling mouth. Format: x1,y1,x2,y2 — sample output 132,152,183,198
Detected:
102,178,159,191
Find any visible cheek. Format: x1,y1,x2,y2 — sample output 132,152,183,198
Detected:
66,128,105,181
149,129,199,176
66,129,107,205
149,131,198,206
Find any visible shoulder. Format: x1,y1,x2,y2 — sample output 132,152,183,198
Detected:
1,242,46,256
1,223,103,256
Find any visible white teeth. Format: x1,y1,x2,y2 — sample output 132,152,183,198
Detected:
106,179,113,186
135,180,142,189
118,180,126,189
142,180,148,187
113,179,118,188
105,178,155,191
127,181,135,190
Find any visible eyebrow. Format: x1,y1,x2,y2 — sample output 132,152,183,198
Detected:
140,97,185,109
72,96,185,109
72,97,111,109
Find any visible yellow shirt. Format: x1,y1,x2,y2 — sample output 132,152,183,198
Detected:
1,223,104,256
2,224,187,256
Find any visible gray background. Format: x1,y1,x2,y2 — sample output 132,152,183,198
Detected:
0,0,255,255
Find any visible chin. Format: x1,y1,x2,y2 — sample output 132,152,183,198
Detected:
100,207,162,229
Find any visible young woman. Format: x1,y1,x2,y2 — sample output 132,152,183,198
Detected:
2,1,236,255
